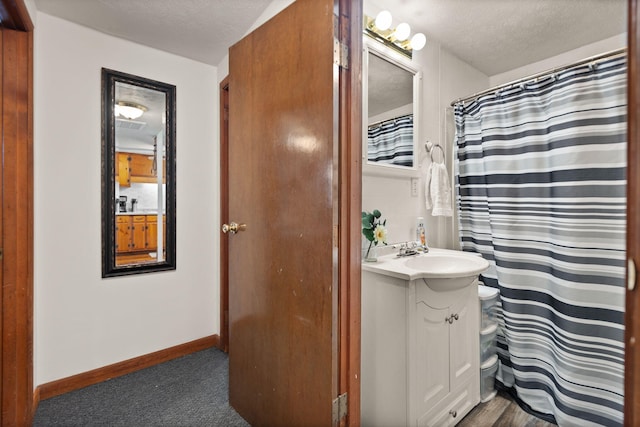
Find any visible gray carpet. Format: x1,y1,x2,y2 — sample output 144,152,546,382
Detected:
33,347,250,426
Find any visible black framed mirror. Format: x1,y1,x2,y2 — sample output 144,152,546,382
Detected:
101,68,176,277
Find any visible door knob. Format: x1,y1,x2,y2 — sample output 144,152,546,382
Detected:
222,222,247,234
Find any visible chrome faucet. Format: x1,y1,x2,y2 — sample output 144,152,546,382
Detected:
398,241,419,257
397,241,429,257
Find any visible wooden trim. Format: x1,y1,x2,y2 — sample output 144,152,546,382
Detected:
38,335,220,401
337,0,362,425
32,386,40,417
626,0,639,424
0,0,33,31
0,13,33,425
219,77,229,353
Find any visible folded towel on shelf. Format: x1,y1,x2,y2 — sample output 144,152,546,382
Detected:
425,161,453,217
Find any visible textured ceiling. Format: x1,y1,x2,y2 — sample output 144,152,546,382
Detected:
33,0,274,65
34,0,627,75
365,0,627,76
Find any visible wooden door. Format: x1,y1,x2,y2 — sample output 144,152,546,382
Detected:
227,0,345,425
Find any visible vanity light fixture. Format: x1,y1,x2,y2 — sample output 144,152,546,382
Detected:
115,101,147,120
364,11,426,58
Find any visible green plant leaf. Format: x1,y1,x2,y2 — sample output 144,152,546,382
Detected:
362,228,374,241
362,214,374,228
373,209,381,218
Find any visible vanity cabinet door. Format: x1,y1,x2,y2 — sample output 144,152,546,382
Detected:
131,215,147,251
450,286,478,390
412,280,480,426
414,301,450,414
115,216,131,253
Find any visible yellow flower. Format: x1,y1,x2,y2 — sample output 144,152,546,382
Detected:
374,224,387,244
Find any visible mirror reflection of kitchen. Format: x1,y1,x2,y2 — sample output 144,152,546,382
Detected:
114,81,167,266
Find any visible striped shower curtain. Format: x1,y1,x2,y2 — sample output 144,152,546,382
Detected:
367,114,414,166
455,54,627,426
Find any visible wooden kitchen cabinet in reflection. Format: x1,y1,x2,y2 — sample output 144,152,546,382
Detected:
115,152,165,185
116,216,130,253
131,215,147,250
115,214,165,255
129,154,155,182
144,215,166,251
117,153,131,187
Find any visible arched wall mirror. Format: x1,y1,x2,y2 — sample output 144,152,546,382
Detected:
363,38,421,176
101,68,176,277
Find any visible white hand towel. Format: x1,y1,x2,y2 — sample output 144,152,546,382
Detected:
425,162,453,217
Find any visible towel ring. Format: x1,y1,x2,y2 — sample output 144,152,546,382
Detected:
428,143,445,164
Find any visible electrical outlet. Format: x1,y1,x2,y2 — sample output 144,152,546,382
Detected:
411,177,419,197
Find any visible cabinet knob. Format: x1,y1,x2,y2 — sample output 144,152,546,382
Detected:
449,410,457,418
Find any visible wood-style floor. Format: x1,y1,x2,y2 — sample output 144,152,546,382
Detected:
458,391,557,427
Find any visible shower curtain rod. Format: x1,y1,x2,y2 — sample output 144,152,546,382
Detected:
450,47,627,107
367,113,412,128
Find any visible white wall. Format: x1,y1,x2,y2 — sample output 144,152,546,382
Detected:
34,12,219,385
24,0,36,25
491,34,627,87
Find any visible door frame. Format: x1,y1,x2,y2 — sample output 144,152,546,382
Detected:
337,0,363,425
0,0,34,425
625,0,640,424
219,77,229,353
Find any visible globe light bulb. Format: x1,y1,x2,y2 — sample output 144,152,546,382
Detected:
395,23,411,41
375,10,392,30
410,33,427,51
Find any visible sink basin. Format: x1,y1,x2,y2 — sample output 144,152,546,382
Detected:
361,248,489,292
403,252,489,291
403,253,488,277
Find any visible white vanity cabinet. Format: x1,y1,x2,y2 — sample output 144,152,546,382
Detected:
411,278,480,426
361,269,480,427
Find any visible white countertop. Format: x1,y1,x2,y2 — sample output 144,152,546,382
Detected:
361,247,489,281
